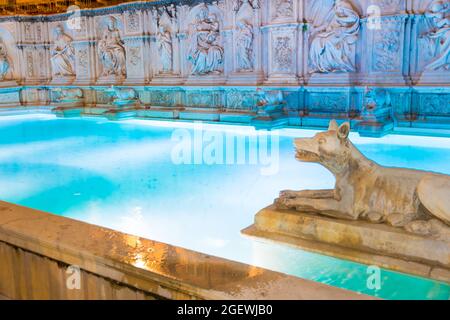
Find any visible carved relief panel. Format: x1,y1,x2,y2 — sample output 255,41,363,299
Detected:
270,0,296,22
186,4,225,76
95,15,127,80
266,26,298,84
50,24,76,79
124,10,142,34
0,26,15,82
306,0,361,74
371,20,402,72
417,0,449,72
232,0,260,74
152,4,179,77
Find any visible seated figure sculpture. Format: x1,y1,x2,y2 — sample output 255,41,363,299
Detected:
275,120,450,239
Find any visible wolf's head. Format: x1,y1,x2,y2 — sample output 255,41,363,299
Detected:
294,120,352,174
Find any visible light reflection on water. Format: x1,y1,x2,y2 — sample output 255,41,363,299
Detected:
0,115,449,300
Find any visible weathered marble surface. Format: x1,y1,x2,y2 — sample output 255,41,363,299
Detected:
0,200,374,300
0,0,447,135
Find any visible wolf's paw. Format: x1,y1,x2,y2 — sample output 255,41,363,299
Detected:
387,213,414,227
367,212,384,223
404,220,432,236
279,190,299,199
274,197,295,210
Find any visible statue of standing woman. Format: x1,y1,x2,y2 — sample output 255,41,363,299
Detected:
98,16,126,78
308,0,360,73
157,26,173,74
51,25,75,77
236,21,254,71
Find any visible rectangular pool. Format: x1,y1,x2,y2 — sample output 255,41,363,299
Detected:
0,114,449,300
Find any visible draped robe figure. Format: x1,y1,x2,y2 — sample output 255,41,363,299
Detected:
188,7,224,75
157,27,173,73
309,0,360,73
0,38,11,80
236,21,254,71
98,17,126,77
50,25,75,77
422,0,450,71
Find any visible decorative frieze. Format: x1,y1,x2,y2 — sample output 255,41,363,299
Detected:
0,0,446,136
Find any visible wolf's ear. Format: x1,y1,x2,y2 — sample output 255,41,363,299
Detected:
328,119,339,131
337,122,350,141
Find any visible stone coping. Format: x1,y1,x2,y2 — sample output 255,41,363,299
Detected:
0,201,374,300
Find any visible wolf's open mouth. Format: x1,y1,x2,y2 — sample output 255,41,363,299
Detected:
295,149,317,160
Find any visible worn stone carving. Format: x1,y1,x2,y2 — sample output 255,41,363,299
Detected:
308,0,360,73
77,48,88,71
275,120,450,239
226,89,255,110
187,5,224,75
105,86,138,106
126,10,140,33
360,87,392,126
24,23,32,41
233,0,260,12
419,93,450,115
373,24,401,71
26,52,33,77
236,21,254,71
98,16,126,78
273,36,293,72
274,0,294,19
0,37,12,80
420,0,450,71
128,47,141,67
51,25,75,78
157,26,173,73
309,92,347,113
52,87,83,102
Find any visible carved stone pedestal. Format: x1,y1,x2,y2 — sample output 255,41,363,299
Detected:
242,205,450,283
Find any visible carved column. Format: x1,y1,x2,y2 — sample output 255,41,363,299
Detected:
263,0,300,85
123,9,145,85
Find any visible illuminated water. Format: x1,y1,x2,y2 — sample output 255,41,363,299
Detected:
1,114,449,300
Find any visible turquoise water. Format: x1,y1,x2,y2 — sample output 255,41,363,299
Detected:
0,114,449,300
